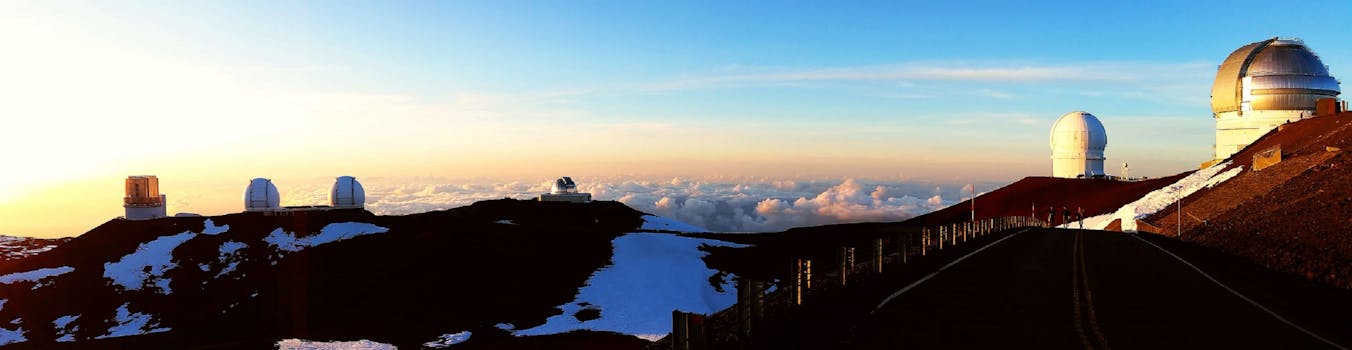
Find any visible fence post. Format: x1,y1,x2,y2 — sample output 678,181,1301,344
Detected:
751,280,764,322
840,247,854,286
873,238,884,274
737,279,749,340
793,259,809,305
900,232,909,264
938,227,944,251
922,228,929,256
736,278,763,341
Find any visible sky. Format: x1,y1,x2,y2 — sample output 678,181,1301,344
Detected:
2,0,1350,237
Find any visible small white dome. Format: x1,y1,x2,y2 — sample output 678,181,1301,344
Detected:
1050,111,1108,178
1050,111,1108,157
244,178,281,211
330,176,366,208
551,177,578,195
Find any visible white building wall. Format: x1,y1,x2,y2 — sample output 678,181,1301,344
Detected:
1052,157,1105,178
125,195,168,220
540,193,592,203
1214,109,1310,160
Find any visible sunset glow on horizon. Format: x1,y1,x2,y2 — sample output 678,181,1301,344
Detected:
4,1,1349,237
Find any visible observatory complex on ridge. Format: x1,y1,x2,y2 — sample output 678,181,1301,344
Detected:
1211,37,1341,160
540,177,591,203
1049,37,1344,178
1049,111,1108,179
243,176,367,214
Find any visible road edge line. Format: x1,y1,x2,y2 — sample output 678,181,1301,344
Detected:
871,228,1027,314
1129,233,1347,350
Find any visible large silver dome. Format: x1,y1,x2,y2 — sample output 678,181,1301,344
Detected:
550,177,578,195
1210,38,1340,115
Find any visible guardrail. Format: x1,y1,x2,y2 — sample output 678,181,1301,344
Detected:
654,216,1049,350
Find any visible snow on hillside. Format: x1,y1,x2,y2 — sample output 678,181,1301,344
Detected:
639,215,709,233
103,232,196,294
515,232,747,340
53,315,79,342
94,303,169,339
0,235,67,261
0,325,25,346
201,219,230,235
1108,162,1244,232
275,338,397,350
423,331,471,348
264,222,389,253
1061,214,1117,230
0,266,74,285
209,241,249,278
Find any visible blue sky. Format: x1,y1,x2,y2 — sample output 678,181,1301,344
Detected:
2,0,1350,235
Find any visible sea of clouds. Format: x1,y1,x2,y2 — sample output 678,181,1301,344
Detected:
278,177,999,233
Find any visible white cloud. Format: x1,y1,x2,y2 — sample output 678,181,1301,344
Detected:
274,177,976,233
647,61,1214,90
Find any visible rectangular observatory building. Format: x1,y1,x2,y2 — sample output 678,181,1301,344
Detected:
124,175,168,220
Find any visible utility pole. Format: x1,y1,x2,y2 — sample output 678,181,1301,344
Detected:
970,184,976,224
1177,193,1182,238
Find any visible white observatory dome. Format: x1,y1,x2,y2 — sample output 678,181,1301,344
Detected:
1050,111,1108,178
244,178,281,211
1210,38,1340,160
551,177,578,195
329,176,366,208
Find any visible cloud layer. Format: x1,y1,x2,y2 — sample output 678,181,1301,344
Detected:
279,177,983,233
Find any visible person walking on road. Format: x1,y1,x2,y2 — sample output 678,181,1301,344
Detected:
1077,207,1084,230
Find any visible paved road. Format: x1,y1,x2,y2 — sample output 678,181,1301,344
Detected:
853,228,1348,349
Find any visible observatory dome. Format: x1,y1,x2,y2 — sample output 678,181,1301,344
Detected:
551,177,578,195
1211,38,1340,159
1050,111,1108,178
541,176,591,203
244,178,281,211
330,176,366,208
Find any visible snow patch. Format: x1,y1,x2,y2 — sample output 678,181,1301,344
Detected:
0,235,64,260
639,215,709,233
264,222,389,253
53,314,79,342
494,220,516,225
213,241,249,278
95,303,170,339
103,231,196,293
1079,213,1117,230
1112,162,1244,232
423,331,471,348
515,233,746,339
0,325,25,346
0,266,74,285
201,219,230,235
274,339,397,350
494,323,515,331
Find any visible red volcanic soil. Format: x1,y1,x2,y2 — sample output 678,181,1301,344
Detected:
0,199,652,349
908,174,1187,227
1145,111,1352,289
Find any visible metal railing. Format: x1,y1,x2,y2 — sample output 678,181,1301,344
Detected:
658,216,1049,350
